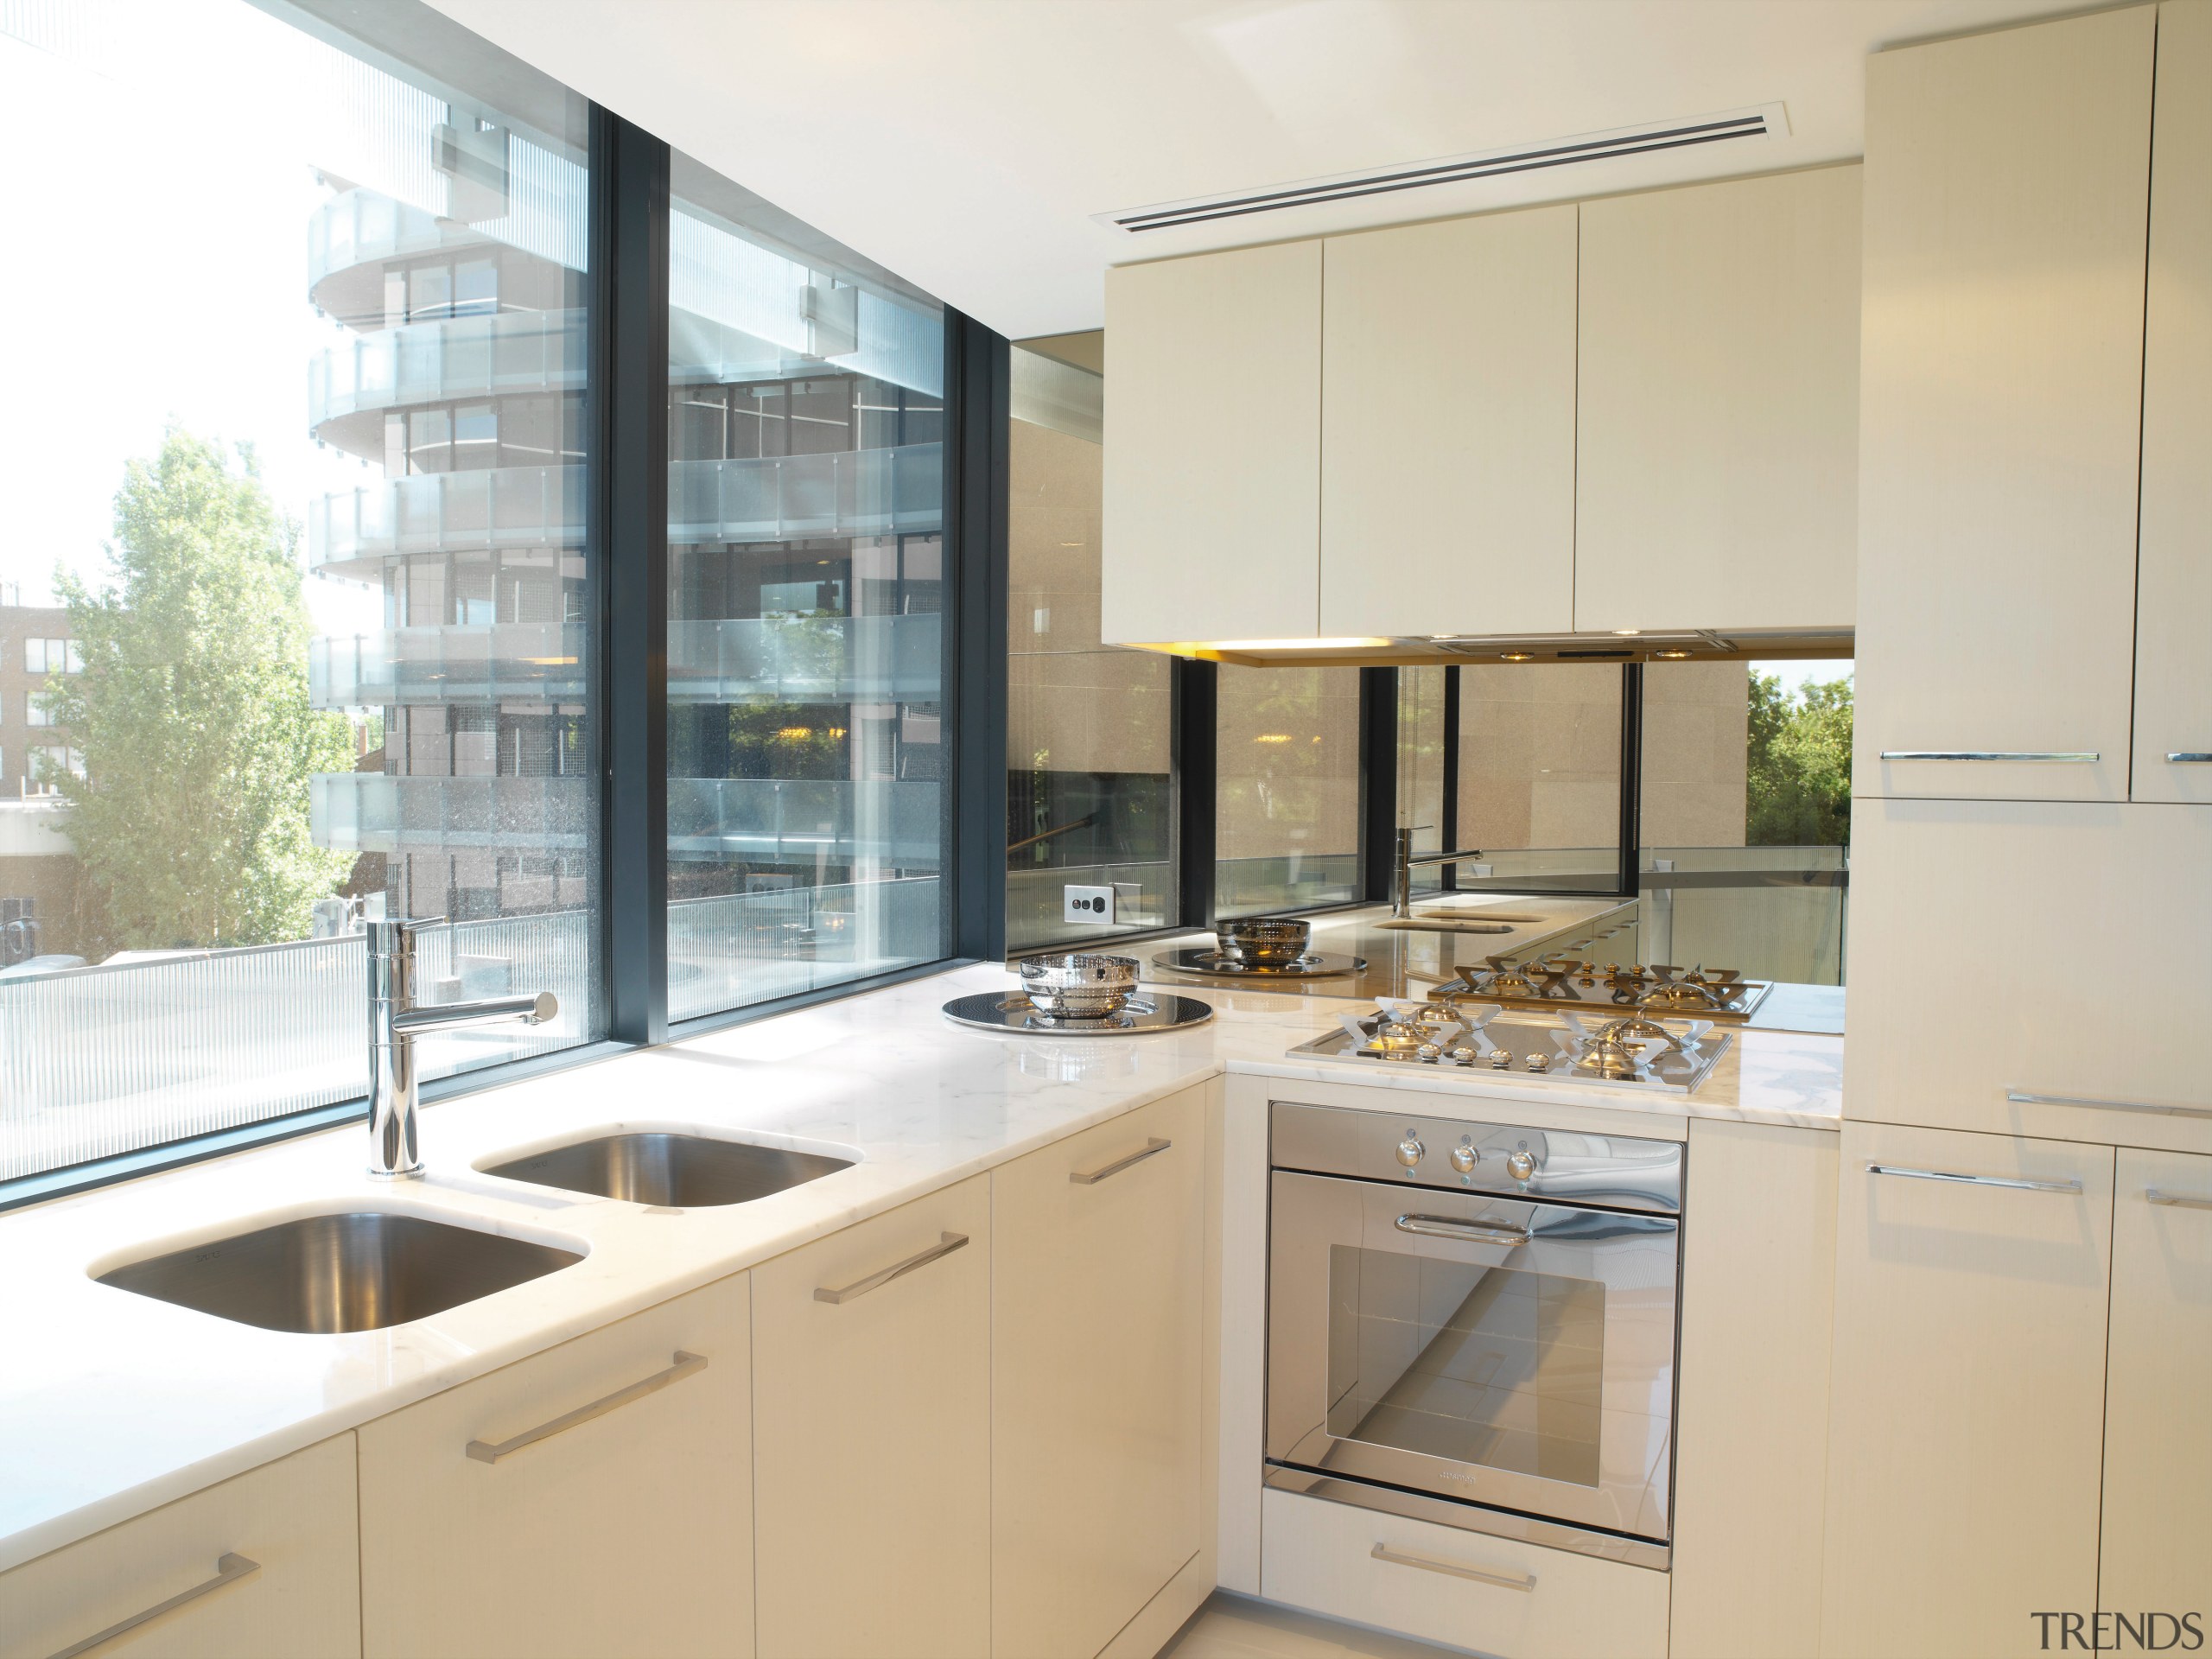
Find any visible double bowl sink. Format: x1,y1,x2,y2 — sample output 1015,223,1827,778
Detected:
95,1131,855,1336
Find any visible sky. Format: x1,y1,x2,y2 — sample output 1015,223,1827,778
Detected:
0,0,380,636
1758,658,1853,696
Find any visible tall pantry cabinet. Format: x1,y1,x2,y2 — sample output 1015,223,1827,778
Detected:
1832,7,2212,1656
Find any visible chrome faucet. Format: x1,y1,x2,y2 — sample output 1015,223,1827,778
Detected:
366,917,557,1179
1392,826,1488,920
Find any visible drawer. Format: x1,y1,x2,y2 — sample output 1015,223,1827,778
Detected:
1259,1488,1669,1659
0,1434,359,1659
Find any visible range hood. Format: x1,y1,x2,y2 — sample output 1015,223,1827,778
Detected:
1122,627,1854,667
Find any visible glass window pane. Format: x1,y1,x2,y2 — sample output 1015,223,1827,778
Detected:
1396,665,1447,893
0,0,598,1185
1004,342,1173,951
1456,664,1623,893
664,153,948,1020
1639,658,1853,983
1216,664,1361,917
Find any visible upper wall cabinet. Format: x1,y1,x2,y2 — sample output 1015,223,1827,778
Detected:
1102,241,1322,645
1319,206,1579,638
1576,167,1861,635
2134,0,2212,803
1853,6,2156,804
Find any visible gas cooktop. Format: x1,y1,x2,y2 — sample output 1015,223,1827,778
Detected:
1442,956,1773,1022
1288,997,1732,1094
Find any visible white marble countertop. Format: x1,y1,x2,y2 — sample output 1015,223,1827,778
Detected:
0,960,1840,1573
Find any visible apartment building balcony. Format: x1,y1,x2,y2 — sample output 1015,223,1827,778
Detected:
308,614,943,708
307,309,586,454
312,772,942,868
305,447,943,575
307,188,504,318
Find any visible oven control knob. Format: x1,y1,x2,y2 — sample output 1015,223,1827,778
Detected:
1449,1145,1478,1174
1395,1137,1425,1167
1506,1148,1538,1182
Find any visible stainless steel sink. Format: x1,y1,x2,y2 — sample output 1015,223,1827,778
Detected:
480,1132,854,1208
96,1211,585,1334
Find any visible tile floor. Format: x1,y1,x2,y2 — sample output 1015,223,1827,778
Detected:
1159,1592,1468,1659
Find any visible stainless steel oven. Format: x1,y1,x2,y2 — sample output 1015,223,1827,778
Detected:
1264,1100,1681,1564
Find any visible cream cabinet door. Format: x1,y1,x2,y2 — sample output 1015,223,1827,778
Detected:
1821,1122,2113,1659
1575,166,1860,636
753,1174,991,1659
1318,206,1577,638
1669,1119,1836,1659
992,1088,1207,1659
1854,7,2154,804
2134,2,2212,803
1102,242,1321,646
2100,1150,2212,1618
358,1274,752,1659
1846,799,2212,1143
0,1435,359,1659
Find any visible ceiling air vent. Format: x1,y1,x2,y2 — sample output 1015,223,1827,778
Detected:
1096,104,1789,235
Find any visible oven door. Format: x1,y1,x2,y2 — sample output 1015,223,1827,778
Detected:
1266,1169,1679,1541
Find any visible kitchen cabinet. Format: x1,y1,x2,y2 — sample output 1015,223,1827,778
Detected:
2099,1149,2212,1618
1669,1119,1836,1659
992,1085,1208,1659
2133,0,2212,804
1319,206,1578,639
0,1434,359,1659
1821,1122,2113,1659
358,1274,752,1659
1575,166,1860,636
1846,798,2212,1144
1101,241,1322,646
753,1173,992,1659
1853,5,2155,804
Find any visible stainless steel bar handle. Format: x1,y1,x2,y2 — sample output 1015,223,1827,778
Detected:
2007,1088,2212,1121
2167,753,2212,764
1395,1213,1532,1247
1370,1541,1536,1592
1866,1161,2082,1194
466,1351,706,1464
815,1231,969,1305
1877,751,2100,763
46,1553,260,1659
2147,1189,2212,1211
1070,1137,1172,1185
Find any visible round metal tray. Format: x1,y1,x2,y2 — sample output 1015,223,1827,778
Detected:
942,990,1215,1036
1153,947,1366,979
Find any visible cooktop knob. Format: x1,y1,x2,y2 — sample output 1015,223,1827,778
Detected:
1524,1052,1549,1072
1396,1137,1425,1167
1415,1043,1441,1063
1447,1046,1478,1065
1487,1048,1511,1069
1448,1145,1478,1173
1507,1148,1538,1182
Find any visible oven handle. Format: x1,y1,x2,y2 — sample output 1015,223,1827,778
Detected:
1395,1214,1531,1248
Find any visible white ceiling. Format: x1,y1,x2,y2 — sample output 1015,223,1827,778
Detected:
424,0,2082,341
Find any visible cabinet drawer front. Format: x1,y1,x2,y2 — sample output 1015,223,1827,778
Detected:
0,1436,359,1659
1259,1489,1668,1659
358,1274,752,1659
1823,1122,2113,1658
754,1174,991,1659
993,1089,1208,1659
2101,1149,2212,1614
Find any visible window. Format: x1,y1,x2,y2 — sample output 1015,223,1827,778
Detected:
660,152,950,1021
1455,664,1624,893
1639,659,1852,984
25,639,79,674
26,693,53,728
1216,664,1362,917
0,0,601,1190
1004,341,1173,950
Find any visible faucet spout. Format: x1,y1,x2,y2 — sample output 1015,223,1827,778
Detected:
365,918,558,1179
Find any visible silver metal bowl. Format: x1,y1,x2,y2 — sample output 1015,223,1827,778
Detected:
1017,952,1141,1018
1214,917,1313,967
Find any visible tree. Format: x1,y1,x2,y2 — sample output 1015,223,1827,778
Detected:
1745,671,1854,846
47,429,353,951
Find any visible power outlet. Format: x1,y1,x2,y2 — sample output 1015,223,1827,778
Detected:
1063,884,1116,925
